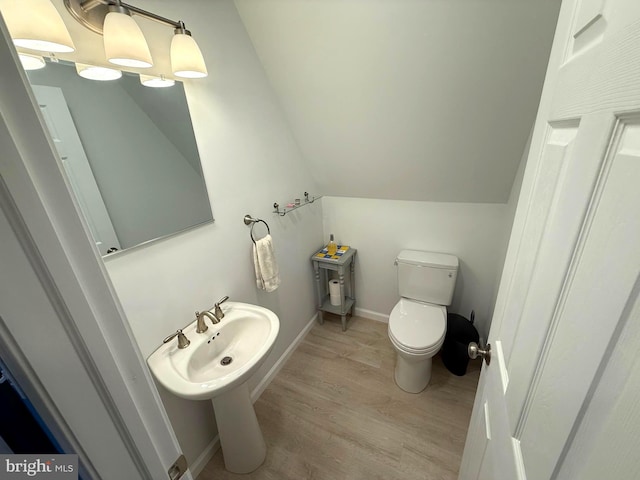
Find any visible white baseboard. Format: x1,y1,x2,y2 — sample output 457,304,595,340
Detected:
355,307,389,324
189,435,220,479
251,312,317,402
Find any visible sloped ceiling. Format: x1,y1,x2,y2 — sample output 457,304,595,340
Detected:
234,0,561,203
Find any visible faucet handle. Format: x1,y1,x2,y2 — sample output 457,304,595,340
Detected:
214,296,229,319
163,329,190,349
215,296,229,306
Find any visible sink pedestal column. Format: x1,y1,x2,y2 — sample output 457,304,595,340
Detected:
211,382,266,473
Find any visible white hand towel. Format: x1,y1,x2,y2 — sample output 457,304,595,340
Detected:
253,234,280,293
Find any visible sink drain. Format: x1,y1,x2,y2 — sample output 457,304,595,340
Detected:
220,356,233,366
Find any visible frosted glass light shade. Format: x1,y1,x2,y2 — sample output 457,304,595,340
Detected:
171,33,207,78
18,53,46,70
0,0,75,52
76,63,122,81
140,74,175,88
103,11,152,68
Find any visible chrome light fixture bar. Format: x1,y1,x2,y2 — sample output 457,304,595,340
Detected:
65,0,181,35
64,0,208,78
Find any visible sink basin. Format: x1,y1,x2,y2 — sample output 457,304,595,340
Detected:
148,301,280,473
147,302,279,400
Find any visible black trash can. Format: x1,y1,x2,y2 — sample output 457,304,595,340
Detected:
442,312,479,376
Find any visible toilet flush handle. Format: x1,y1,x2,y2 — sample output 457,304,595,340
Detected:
468,342,491,366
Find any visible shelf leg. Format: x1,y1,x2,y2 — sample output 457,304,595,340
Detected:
339,269,347,331
350,257,356,315
313,261,324,324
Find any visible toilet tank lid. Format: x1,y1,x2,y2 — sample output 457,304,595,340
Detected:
396,250,459,269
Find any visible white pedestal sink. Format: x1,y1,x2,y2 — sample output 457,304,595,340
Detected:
147,302,280,473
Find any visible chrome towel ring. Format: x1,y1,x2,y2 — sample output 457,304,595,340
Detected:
243,215,271,244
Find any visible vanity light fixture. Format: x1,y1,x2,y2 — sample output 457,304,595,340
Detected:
140,74,175,88
63,0,208,78
102,2,152,68
76,62,122,80
171,22,208,79
18,53,46,70
0,0,75,53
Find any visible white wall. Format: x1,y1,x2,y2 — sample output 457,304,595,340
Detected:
103,0,322,468
322,197,511,338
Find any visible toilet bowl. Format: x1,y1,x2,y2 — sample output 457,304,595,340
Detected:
388,250,458,393
388,298,446,393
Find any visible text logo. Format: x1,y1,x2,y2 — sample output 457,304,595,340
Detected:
1,455,77,479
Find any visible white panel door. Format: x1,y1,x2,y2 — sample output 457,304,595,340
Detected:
459,0,640,478
31,85,121,255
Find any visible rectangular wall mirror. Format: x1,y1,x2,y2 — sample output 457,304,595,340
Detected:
26,61,213,256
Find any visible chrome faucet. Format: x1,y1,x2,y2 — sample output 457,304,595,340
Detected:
195,297,229,333
213,296,229,320
195,310,219,333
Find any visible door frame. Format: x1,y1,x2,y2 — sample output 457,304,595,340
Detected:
0,15,187,480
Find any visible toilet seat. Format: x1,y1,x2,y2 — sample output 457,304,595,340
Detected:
388,298,446,354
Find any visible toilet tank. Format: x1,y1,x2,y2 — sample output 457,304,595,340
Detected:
396,250,459,306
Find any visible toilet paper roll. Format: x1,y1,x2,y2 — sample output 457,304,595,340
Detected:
329,279,342,306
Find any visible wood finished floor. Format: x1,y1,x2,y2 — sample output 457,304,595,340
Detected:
197,314,480,480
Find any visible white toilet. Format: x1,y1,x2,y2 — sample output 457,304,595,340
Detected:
388,250,459,393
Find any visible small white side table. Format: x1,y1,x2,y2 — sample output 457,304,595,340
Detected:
311,247,357,331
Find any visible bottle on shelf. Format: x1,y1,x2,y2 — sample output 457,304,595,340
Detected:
327,234,337,256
